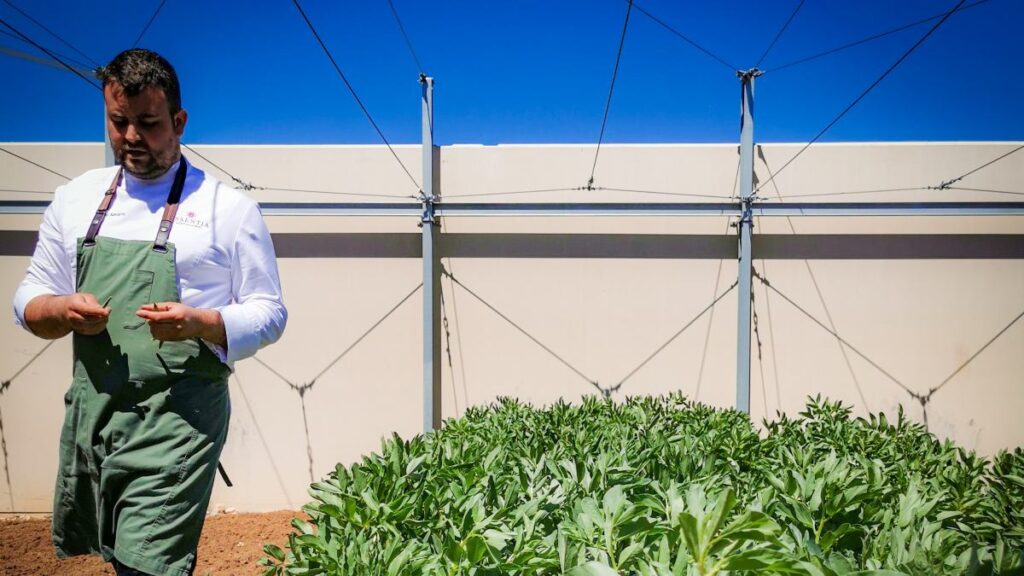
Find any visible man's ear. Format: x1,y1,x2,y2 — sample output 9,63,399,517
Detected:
173,109,188,136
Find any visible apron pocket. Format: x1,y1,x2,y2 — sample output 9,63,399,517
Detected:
123,270,154,330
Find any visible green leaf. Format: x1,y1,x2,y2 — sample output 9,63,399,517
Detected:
405,454,427,475
704,487,736,546
318,504,343,519
291,517,316,536
603,485,627,518
618,541,645,569
263,544,285,562
791,500,816,530
465,534,487,564
567,560,621,576
722,549,782,571
677,512,700,560
482,528,511,551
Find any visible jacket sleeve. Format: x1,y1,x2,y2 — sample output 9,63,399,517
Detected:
215,199,287,363
12,186,74,330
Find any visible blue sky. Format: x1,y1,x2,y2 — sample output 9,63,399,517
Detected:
0,0,1021,145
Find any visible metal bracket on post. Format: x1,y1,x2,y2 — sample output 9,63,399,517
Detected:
735,68,760,416
421,75,442,434
419,191,437,226
738,195,755,230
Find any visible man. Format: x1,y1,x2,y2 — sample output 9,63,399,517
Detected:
12,48,287,576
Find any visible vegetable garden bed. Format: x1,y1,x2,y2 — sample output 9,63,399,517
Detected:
262,395,1024,575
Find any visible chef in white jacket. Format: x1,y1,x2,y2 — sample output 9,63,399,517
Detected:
12,48,286,576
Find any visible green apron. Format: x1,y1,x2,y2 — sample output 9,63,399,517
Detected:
53,158,231,576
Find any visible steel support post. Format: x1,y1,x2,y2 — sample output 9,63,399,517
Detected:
736,69,760,415
421,75,442,433
101,61,116,168
104,102,116,167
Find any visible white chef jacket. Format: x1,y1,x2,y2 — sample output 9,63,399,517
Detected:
12,158,287,366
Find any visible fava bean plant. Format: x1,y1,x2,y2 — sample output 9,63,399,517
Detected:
261,394,1024,575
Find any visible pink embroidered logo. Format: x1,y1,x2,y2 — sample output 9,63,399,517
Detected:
175,211,210,229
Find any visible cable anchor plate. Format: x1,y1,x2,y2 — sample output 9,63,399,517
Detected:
419,191,438,226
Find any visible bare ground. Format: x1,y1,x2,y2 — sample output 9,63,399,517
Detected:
0,510,299,576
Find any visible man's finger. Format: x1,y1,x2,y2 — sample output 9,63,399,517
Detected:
78,315,106,324
78,323,107,335
69,310,102,324
71,314,108,333
137,309,184,322
79,293,101,307
72,299,109,317
150,321,184,328
136,310,173,321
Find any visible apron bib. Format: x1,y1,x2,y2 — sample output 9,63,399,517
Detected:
52,158,230,576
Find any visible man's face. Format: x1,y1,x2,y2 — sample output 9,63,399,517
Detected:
103,83,187,179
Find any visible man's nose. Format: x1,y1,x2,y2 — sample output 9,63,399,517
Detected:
124,124,141,143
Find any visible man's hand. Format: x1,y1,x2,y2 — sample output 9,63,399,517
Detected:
24,293,110,338
136,302,226,348
66,293,111,335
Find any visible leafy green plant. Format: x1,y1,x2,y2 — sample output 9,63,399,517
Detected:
260,394,1024,575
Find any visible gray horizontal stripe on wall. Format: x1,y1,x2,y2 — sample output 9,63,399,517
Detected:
1,231,1022,259
272,232,422,258
755,234,1024,259
0,230,39,256
274,233,1024,259
268,233,734,258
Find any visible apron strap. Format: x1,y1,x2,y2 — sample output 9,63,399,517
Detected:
153,156,189,253
83,156,190,251
83,167,123,246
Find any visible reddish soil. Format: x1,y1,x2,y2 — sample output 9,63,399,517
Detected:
0,510,300,575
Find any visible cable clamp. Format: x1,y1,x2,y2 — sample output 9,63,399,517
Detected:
752,269,770,287
907,388,933,406
419,190,438,225
580,178,599,192
738,196,755,227
232,177,262,192
737,68,764,80
292,380,315,397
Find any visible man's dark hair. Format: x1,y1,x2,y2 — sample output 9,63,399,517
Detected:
99,49,182,115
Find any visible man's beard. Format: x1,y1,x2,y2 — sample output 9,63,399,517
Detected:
116,144,179,179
